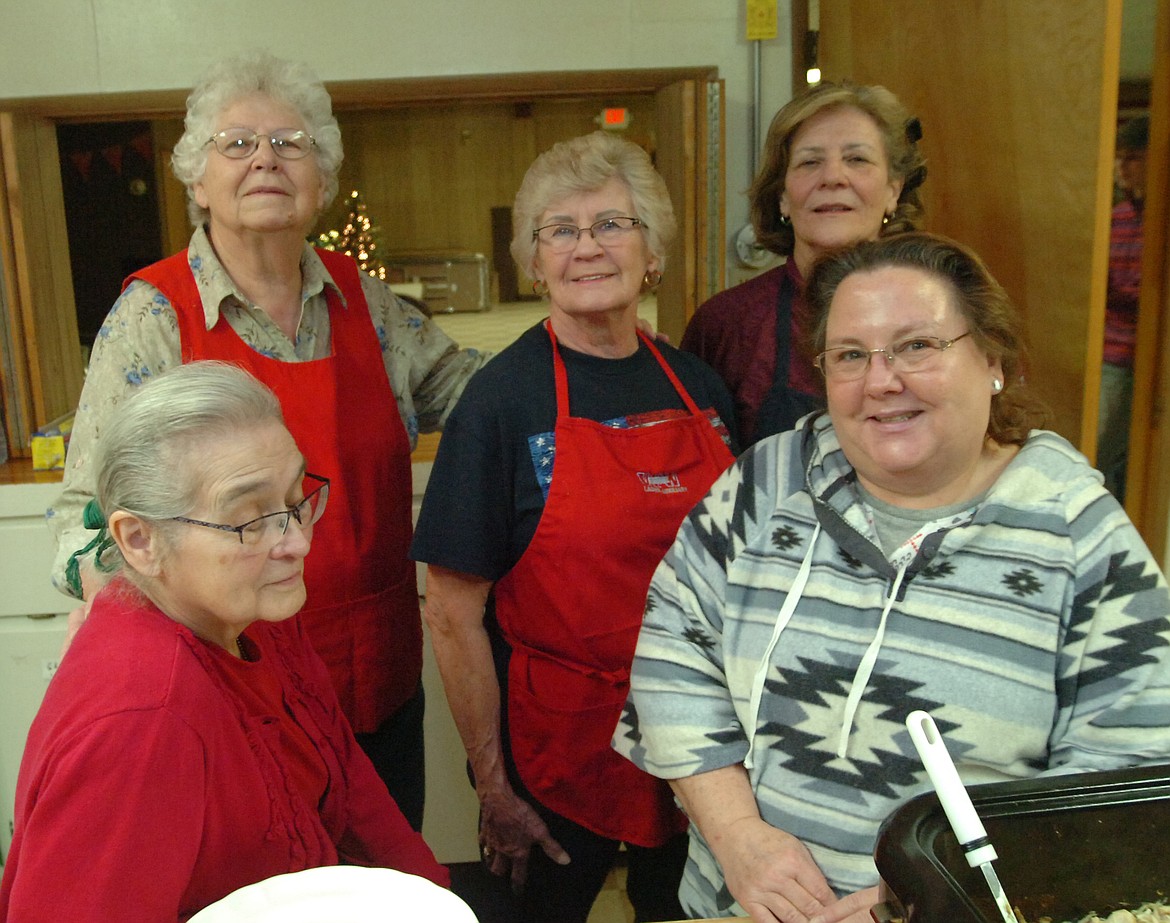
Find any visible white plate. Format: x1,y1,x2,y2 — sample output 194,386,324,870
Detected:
188,865,478,922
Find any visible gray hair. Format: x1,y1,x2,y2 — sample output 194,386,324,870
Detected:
94,361,285,575
509,131,677,282
171,50,344,227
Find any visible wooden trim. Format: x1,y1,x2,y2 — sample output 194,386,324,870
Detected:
1080,1,1127,464
654,80,698,345
791,0,811,93
0,64,721,458
1129,0,1170,561
0,68,721,121
0,113,84,443
0,125,32,455
708,78,728,301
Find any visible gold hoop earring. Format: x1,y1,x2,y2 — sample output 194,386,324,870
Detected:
532,279,548,297
643,269,662,290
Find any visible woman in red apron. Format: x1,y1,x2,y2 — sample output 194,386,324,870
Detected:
412,133,737,923
48,53,486,833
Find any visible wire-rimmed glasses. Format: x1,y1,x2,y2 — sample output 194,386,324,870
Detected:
205,128,317,160
170,473,330,548
533,216,643,253
815,333,972,382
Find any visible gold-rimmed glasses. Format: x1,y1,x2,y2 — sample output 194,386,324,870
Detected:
815,333,972,382
533,216,643,253
205,128,317,160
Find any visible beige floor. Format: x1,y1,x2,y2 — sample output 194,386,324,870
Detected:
431,298,651,922
588,865,635,923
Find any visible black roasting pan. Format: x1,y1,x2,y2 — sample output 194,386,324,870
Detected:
872,763,1170,923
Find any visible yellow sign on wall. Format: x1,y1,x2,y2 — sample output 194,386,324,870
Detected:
746,0,778,41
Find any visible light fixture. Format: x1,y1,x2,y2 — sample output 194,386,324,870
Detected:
804,29,821,86
804,0,821,86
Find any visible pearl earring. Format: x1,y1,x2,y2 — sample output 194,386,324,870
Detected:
992,378,1003,393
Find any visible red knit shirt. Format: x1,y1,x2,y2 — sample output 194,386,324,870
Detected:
1103,198,1144,368
0,580,447,923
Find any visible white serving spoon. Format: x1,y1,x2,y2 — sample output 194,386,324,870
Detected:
905,710,1018,923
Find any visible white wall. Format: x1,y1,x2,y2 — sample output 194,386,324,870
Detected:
0,0,796,287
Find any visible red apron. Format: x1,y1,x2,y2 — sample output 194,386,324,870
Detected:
128,249,421,733
494,324,734,846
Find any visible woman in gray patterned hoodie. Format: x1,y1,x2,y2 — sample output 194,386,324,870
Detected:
614,232,1170,923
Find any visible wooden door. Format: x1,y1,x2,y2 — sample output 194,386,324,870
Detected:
1126,0,1170,558
819,1,1122,453
655,78,726,345
0,113,84,450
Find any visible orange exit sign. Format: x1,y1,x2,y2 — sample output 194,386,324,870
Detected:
598,107,629,130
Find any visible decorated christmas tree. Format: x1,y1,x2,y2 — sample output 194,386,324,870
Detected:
315,189,388,280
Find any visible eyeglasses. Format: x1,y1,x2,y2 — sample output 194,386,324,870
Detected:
170,473,330,548
205,128,317,160
815,333,972,382
533,216,643,253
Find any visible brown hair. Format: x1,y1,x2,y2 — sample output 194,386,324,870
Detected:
750,81,927,256
805,232,1051,445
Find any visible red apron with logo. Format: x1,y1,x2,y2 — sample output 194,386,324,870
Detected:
494,324,734,845
129,249,421,733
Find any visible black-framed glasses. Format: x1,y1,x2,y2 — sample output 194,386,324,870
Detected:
205,128,317,160
170,473,330,547
815,332,972,382
533,216,643,253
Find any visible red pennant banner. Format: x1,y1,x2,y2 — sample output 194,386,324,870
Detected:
69,150,95,182
101,144,123,175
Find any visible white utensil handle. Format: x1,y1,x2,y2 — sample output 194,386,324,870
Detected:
906,710,998,867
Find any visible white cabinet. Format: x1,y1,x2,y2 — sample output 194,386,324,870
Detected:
0,482,71,865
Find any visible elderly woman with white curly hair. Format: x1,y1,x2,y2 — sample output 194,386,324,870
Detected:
47,51,488,831
411,131,738,922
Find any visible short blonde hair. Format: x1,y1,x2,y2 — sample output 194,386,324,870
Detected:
510,131,677,281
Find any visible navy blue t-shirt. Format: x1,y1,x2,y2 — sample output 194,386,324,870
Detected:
410,321,738,582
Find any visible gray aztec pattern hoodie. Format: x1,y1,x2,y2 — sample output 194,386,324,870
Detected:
614,413,1170,916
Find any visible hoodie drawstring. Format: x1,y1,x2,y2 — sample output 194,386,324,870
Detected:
835,562,907,759
744,524,820,771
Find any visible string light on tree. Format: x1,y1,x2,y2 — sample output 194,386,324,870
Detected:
315,189,388,280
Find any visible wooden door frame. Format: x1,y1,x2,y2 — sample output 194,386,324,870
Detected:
1126,0,1170,560
0,66,722,461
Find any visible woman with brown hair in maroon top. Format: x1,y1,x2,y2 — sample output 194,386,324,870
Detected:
683,80,928,446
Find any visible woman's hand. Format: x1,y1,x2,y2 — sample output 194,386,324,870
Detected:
670,765,838,923
717,816,837,923
423,564,570,892
635,315,670,343
478,784,570,892
810,886,880,923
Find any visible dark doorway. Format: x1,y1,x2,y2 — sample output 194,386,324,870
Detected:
57,121,164,349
